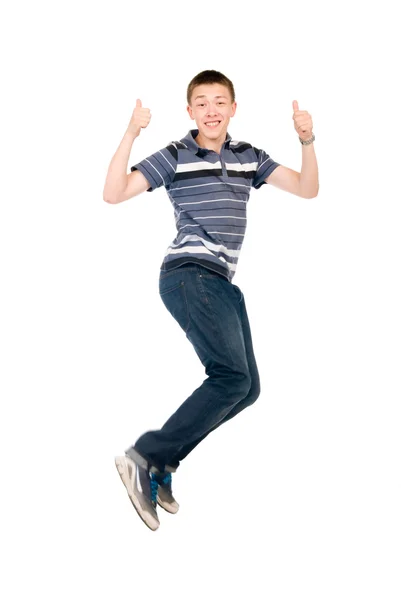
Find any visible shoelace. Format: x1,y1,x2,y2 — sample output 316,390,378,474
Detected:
151,472,172,489
150,477,159,504
162,473,172,487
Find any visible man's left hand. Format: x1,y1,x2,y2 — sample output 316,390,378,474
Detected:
292,100,313,141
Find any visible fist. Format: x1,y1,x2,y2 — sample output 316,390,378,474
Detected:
127,99,151,137
292,100,313,141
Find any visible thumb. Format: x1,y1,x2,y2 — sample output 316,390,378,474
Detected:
136,99,142,108
292,100,299,112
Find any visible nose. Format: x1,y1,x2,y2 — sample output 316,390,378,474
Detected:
207,105,218,116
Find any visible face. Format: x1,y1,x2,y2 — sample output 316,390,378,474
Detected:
187,83,237,139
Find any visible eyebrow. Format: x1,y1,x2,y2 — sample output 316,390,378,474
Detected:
194,95,228,101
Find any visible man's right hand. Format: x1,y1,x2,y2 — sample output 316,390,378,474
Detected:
127,99,151,137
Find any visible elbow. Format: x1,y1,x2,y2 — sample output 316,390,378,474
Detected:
302,188,319,199
311,184,320,198
103,195,118,204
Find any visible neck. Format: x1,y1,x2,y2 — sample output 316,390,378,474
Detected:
194,129,227,153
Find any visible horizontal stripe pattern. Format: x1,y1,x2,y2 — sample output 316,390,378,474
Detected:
130,129,280,281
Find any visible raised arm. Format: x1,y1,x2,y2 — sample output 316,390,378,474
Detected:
264,99,319,199
103,99,152,204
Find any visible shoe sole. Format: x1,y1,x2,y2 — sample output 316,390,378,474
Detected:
115,456,160,531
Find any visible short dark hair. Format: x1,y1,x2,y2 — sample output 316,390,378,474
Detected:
187,70,235,105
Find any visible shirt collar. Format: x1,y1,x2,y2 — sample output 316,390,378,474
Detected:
180,129,232,156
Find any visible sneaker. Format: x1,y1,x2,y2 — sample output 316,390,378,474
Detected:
115,455,160,531
151,471,180,514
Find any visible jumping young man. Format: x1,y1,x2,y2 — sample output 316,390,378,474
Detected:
103,70,319,530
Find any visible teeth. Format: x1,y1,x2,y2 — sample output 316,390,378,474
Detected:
206,121,219,127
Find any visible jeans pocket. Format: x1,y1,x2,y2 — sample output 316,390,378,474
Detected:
159,281,190,333
159,280,185,296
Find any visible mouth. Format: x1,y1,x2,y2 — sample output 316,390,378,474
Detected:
204,120,222,129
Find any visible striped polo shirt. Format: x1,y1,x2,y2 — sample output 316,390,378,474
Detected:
131,129,280,281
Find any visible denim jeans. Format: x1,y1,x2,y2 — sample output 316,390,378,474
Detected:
126,263,261,473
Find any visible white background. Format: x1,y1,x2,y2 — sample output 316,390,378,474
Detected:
1,0,400,598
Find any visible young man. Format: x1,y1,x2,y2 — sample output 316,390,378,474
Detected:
104,70,319,531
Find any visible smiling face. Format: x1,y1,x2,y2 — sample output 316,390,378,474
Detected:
187,83,237,145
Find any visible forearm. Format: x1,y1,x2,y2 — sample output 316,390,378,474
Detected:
299,142,319,198
103,130,138,203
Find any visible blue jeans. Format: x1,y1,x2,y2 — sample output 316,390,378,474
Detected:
127,263,261,472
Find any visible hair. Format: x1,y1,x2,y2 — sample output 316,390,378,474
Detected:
187,70,235,105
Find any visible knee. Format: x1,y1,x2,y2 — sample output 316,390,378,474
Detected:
236,372,262,405
243,377,261,407
236,372,253,400
219,371,257,405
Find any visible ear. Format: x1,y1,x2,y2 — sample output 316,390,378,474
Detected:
187,105,194,120
231,102,237,117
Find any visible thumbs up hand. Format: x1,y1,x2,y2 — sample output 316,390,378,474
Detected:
127,99,152,137
292,100,313,141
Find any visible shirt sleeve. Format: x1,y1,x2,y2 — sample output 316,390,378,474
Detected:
252,147,280,189
130,143,178,192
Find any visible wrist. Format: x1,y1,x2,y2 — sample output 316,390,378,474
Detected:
299,132,315,145
124,129,140,141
